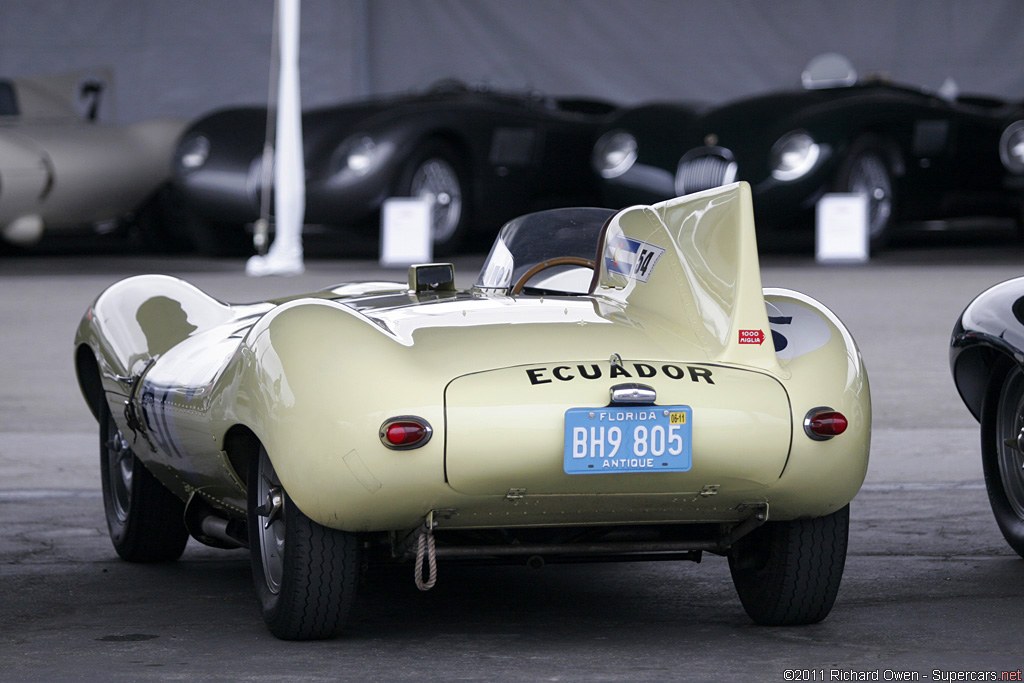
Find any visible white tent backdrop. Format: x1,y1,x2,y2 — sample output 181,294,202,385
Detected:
1,0,1022,122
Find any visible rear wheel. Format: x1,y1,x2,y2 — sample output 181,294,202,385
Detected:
981,364,1024,557
99,403,189,562
247,445,361,640
728,504,849,625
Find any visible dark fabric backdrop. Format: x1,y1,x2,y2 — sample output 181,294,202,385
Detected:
1,0,1022,122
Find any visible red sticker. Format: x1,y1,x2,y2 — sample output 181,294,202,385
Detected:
738,329,765,345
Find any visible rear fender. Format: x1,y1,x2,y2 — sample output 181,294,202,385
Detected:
237,299,450,530
950,276,1024,421
762,288,871,517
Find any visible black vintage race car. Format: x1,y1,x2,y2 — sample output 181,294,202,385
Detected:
172,81,619,255
593,54,1024,249
951,277,1024,557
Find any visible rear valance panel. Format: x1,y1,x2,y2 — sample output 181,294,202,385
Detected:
445,361,792,496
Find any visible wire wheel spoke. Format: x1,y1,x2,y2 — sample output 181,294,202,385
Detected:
411,158,462,243
849,155,891,238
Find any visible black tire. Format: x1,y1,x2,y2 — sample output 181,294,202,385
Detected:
99,402,189,562
834,136,895,251
247,445,361,640
728,504,849,625
396,139,469,255
980,364,1024,557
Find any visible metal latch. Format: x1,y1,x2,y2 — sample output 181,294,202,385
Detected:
506,488,527,500
699,484,720,498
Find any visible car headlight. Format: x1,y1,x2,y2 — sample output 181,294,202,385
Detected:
770,131,820,181
592,131,638,178
331,134,380,176
177,134,210,171
1000,121,1024,173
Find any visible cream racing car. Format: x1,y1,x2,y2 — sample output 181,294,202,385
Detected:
74,182,870,639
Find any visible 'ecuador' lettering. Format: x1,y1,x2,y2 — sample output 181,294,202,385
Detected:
609,365,632,379
688,366,714,384
526,368,551,385
552,366,574,381
525,363,715,385
634,363,656,378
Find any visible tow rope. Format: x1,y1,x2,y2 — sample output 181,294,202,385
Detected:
414,514,437,591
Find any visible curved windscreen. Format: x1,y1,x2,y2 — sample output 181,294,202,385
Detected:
474,207,615,294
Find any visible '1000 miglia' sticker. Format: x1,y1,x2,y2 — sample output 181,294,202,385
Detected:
604,236,665,283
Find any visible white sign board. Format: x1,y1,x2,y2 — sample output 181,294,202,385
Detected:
815,193,869,263
380,197,433,267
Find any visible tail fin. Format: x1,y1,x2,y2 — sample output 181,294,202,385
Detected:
11,67,113,121
593,182,779,373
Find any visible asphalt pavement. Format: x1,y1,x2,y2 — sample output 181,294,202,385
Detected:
2,226,1024,681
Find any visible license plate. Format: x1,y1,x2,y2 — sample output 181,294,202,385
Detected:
563,405,692,474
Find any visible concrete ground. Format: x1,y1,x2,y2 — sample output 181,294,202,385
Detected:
2,225,1024,681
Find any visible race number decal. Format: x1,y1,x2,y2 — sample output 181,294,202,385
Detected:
604,236,665,283
765,300,832,360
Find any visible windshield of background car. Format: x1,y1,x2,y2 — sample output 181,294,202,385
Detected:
474,207,615,295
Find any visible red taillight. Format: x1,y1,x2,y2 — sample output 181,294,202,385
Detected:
380,417,432,450
804,408,848,441
387,423,424,445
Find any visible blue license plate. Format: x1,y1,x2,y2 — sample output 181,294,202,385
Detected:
563,405,692,474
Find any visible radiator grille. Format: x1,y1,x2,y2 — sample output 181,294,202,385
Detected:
674,147,737,196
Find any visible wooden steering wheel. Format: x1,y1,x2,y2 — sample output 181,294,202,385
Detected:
509,257,597,295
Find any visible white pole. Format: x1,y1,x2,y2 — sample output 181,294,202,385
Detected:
247,0,305,276
252,0,279,255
